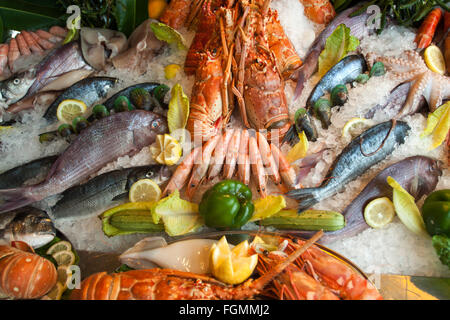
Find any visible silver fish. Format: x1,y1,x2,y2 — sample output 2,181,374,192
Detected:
287,120,410,212
0,110,168,213
0,70,35,105
0,41,90,107
0,207,56,248
51,165,171,220
294,5,371,100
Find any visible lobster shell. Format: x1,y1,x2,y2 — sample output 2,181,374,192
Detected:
0,245,57,299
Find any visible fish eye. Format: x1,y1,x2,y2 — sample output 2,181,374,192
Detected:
13,78,20,85
145,171,154,178
151,120,160,128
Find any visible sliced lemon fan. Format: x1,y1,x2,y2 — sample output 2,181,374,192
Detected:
364,197,395,229
56,99,87,124
210,236,258,285
150,134,182,166
342,117,374,140
53,250,76,266
424,45,446,75
129,178,162,203
46,282,65,300
286,131,308,163
46,240,72,256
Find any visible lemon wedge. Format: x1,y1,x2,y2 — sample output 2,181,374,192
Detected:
129,178,162,203
210,236,258,285
424,45,446,75
56,99,87,124
286,131,308,163
46,282,65,300
151,134,182,165
46,240,72,256
53,250,76,266
165,64,181,80
342,117,374,141
364,197,395,229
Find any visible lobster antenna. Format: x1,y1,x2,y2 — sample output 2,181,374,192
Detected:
249,230,324,292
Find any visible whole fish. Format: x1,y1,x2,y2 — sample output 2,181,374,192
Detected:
290,156,442,243
43,77,118,123
51,165,171,220
0,41,90,106
0,156,57,189
0,110,168,213
0,207,56,248
294,5,371,100
287,120,410,212
364,83,427,119
306,55,367,109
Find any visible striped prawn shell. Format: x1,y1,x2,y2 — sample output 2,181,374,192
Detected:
0,245,57,299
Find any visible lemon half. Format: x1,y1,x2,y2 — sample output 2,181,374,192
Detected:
56,99,87,124
129,178,162,203
364,197,395,229
342,118,374,141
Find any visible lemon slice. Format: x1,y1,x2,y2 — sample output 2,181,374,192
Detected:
286,131,308,163
364,197,395,228
165,64,181,80
46,240,72,256
424,45,446,75
56,99,87,124
430,104,450,150
46,282,65,300
210,236,258,285
57,265,72,288
150,134,182,165
129,178,162,203
52,250,76,266
342,117,374,140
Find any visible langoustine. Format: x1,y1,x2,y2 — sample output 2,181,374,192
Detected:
70,231,324,300
163,128,298,198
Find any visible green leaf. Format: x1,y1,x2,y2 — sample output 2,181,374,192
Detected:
150,22,187,50
115,0,136,37
318,24,360,77
0,0,64,41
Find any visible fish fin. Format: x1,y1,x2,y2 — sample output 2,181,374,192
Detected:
286,187,320,212
111,193,129,202
0,187,37,213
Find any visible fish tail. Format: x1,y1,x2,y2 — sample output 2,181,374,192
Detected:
286,187,320,213
0,187,40,213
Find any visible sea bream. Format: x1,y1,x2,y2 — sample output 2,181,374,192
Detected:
288,120,410,212
0,207,56,249
0,110,168,213
51,165,171,220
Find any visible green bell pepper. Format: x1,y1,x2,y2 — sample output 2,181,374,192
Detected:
422,189,450,237
199,180,254,229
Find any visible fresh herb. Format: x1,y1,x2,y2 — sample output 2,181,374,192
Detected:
332,0,449,34
114,264,135,273
432,235,450,269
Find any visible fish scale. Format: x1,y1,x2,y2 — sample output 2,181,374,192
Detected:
0,111,168,214
288,120,410,213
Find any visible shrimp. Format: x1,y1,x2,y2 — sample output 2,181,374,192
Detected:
249,133,267,198
270,143,298,189
223,129,241,179
208,128,235,180
415,8,442,49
